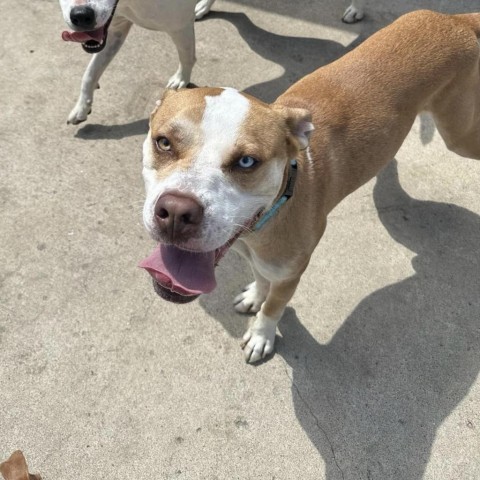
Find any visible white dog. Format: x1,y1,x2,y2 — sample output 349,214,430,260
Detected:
59,0,365,125
59,0,206,124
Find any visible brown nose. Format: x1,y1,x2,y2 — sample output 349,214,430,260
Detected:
155,193,204,242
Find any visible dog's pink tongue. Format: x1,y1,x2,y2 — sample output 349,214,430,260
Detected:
139,244,217,296
61,27,104,43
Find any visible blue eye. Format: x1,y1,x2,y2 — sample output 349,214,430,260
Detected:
237,156,258,169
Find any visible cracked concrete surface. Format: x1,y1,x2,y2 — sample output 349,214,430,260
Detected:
1,0,479,479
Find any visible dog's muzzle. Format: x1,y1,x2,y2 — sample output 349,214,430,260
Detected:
61,0,119,54
139,215,260,302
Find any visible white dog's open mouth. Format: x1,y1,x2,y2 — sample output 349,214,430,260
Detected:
61,0,119,54
62,27,107,52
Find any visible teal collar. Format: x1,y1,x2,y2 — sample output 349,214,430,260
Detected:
254,159,298,231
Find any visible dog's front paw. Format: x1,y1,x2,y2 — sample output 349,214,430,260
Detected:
241,313,277,363
342,5,364,23
166,72,189,90
195,0,213,20
67,101,92,125
234,282,266,314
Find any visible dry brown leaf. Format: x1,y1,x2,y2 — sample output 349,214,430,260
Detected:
0,451,41,480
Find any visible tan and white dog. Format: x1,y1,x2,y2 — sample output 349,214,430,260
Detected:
139,10,480,363
59,0,365,125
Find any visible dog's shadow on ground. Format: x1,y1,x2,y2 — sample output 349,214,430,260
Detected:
270,159,480,479
71,3,478,141
172,6,477,476
75,118,149,140
73,10,361,140
205,10,371,102
207,11,441,145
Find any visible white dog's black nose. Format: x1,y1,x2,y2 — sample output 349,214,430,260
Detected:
70,5,96,29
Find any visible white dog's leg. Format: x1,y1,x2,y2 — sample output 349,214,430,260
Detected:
67,18,132,124
166,24,196,89
195,0,215,20
342,0,366,23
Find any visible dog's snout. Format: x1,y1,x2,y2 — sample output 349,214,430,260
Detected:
70,5,96,29
155,193,204,242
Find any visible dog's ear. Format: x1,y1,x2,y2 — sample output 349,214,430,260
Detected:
150,99,162,119
150,89,177,120
273,105,314,152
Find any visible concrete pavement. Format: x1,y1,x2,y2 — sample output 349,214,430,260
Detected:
1,0,479,478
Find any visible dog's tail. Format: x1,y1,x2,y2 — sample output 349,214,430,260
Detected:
455,13,480,37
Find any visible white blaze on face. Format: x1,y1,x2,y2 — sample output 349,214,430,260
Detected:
142,88,283,251
198,87,250,167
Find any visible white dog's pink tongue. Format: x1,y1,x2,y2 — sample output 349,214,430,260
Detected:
139,244,217,296
61,27,104,43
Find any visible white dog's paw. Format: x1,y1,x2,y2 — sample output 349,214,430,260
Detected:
342,5,364,23
67,101,92,125
234,282,266,314
195,0,214,20
166,71,189,90
241,314,277,363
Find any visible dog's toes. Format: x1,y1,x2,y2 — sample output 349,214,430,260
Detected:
195,7,210,20
241,329,274,363
166,74,189,90
234,299,259,314
235,302,254,314
195,0,213,20
233,282,265,314
233,293,251,310
342,6,364,23
67,106,91,125
241,312,277,363
67,116,87,125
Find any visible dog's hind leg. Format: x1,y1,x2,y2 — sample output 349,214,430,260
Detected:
429,36,480,159
166,23,196,89
67,17,132,125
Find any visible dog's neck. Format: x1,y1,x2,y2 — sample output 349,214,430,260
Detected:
254,158,299,231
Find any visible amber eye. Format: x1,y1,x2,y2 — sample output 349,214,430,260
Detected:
156,136,171,151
